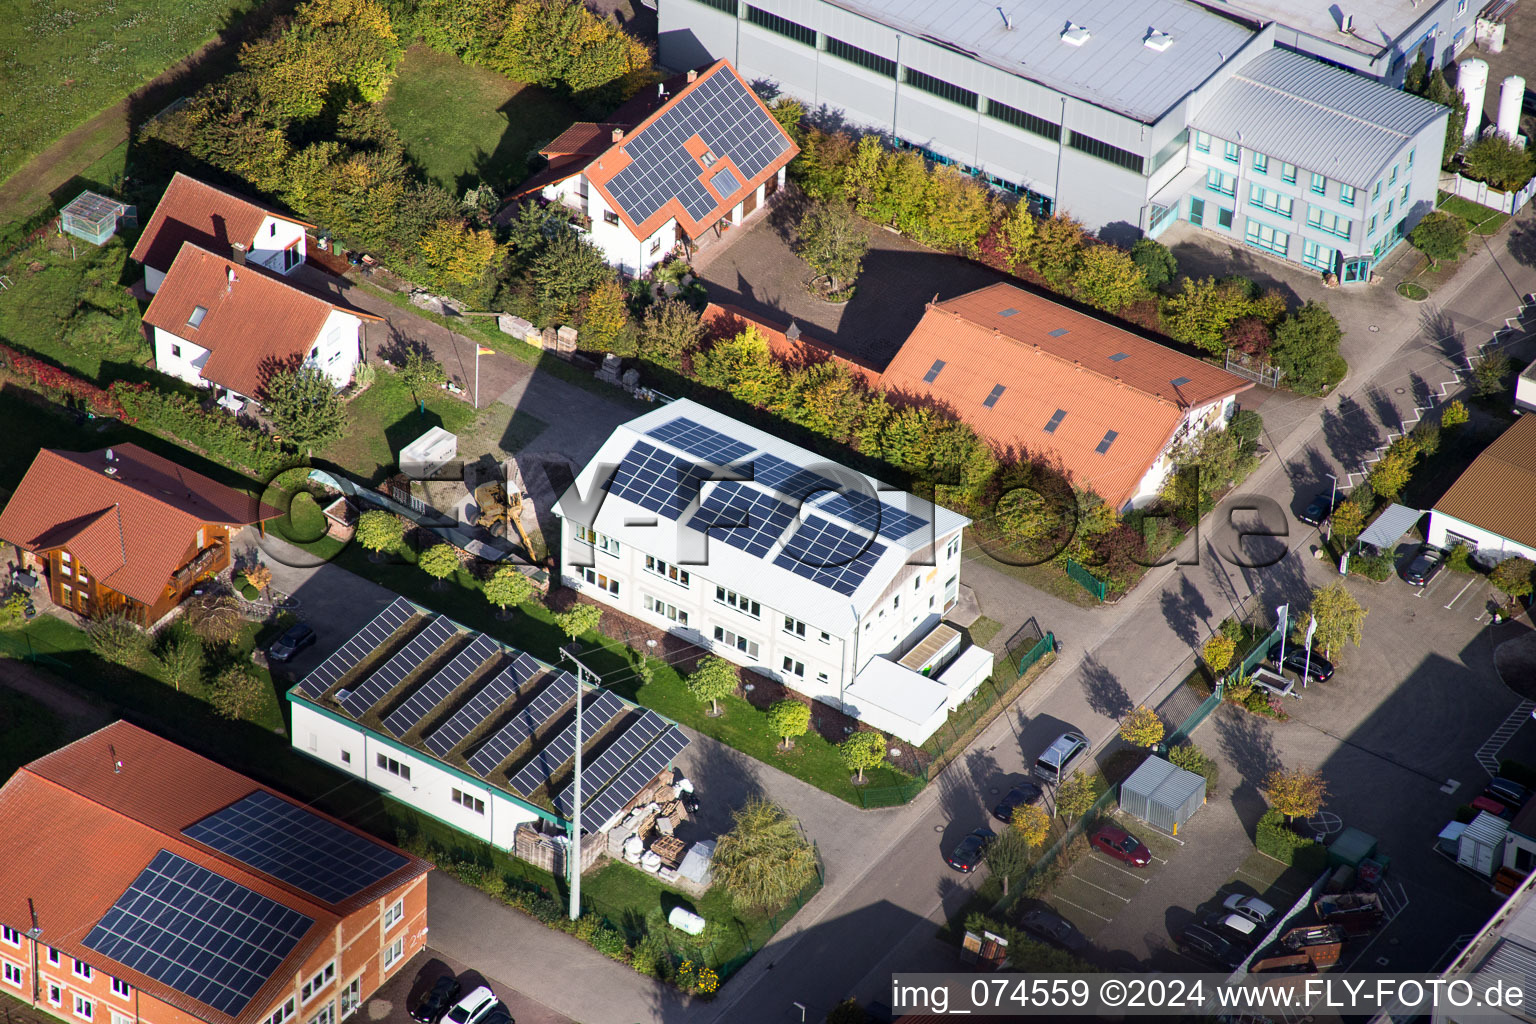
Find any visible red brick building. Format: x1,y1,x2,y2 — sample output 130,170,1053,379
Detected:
0,722,431,1024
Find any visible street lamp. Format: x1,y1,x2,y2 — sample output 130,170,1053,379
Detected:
1324,473,1339,542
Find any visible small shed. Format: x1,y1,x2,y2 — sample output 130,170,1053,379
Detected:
1119,756,1206,834
678,839,715,887
1460,811,1511,877
1326,826,1378,869
60,191,127,245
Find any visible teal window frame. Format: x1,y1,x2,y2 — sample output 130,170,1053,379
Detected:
1401,183,1410,203
1368,214,1377,235
1252,152,1268,174
1372,181,1382,201
1307,206,1352,240
1217,206,1234,229
1206,167,1235,196
1302,240,1334,272
1223,140,1240,164
1249,184,1293,218
1339,184,1355,206
1245,218,1290,256
1389,165,1398,186
1281,162,1297,184
1194,131,1211,154
1310,172,1327,195
1408,148,1415,168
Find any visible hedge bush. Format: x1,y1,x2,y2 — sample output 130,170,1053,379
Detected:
1255,809,1326,872
1350,551,1395,581
112,384,301,478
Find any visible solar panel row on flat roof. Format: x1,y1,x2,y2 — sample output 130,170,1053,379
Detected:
340,616,460,718
465,671,580,777
295,597,415,697
422,652,541,757
507,690,627,797
382,633,500,737
772,515,887,596
549,710,667,817
582,727,690,829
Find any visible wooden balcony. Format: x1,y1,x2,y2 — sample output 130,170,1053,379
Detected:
172,545,224,590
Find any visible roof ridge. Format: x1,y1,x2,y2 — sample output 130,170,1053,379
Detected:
169,243,353,320
1235,62,1417,144
167,172,316,229
47,445,255,530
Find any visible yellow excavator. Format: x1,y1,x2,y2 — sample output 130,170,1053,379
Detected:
474,481,537,561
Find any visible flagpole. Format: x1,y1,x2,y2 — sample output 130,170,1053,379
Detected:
474,345,480,410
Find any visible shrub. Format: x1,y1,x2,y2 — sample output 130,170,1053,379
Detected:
1203,633,1237,674
356,510,406,556
1491,557,1536,600
209,665,266,720
1446,543,1474,574
87,614,150,667
1441,399,1469,429
1462,133,1536,191
1350,551,1395,581
628,932,671,980
1473,352,1512,398
112,384,300,477
1410,210,1469,267
1073,244,1145,312
1271,301,1346,395
1168,743,1220,795
181,594,244,645
1255,809,1326,871
1130,237,1177,292
1454,804,1476,824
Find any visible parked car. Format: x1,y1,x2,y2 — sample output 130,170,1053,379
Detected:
1472,795,1515,820
1089,825,1151,867
1204,911,1261,947
411,976,462,1024
1401,544,1446,586
479,1008,514,1024
1222,894,1277,927
1267,643,1334,683
444,987,499,1024
1487,777,1531,807
1179,924,1245,969
991,782,1044,823
1299,491,1342,527
1032,731,1089,785
1019,908,1088,952
268,622,316,662
945,827,995,873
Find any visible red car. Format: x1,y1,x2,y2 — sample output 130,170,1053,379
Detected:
1090,824,1151,867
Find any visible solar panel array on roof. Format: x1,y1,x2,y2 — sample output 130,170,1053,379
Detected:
1170,376,1192,387
751,453,839,501
507,690,628,796
382,633,500,737
688,481,797,557
295,597,415,697
182,790,407,904
582,727,690,829
550,710,667,816
1048,328,1070,337
646,416,754,465
604,70,791,226
83,850,312,1017
608,441,712,520
340,616,459,718
465,671,581,777
773,516,887,596
1109,352,1130,362
816,490,927,541
923,359,946,383
422,652,542,757
1044,409,1067,433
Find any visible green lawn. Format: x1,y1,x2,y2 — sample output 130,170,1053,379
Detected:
1437,191,1512,235
0,689,66,781
323,370,478,484
382,44,582,194
0,0,260,185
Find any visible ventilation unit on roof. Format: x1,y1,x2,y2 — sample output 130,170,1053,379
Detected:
997,6,1012,30
999,308,1019,317
1048,328,1070,337
1339,12,1354,32
1145,29,1174,51
1171,376,1192,387
1109,352,1129,362
1061,23,1091,46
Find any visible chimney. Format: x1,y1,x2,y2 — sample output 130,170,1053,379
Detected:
785,320,801,342
686,69,698,82
109,744,122,774
231,242,247,265
611,127,624,142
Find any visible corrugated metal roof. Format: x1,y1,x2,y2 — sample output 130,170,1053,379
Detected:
824,0,1257,123
1188,48,1447,188
1466,810,1513,846
1434,415,1536,551
1357,502,1424,552
1121,756,1178,799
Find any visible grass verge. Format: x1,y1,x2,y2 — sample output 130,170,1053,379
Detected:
1437,191,1511,236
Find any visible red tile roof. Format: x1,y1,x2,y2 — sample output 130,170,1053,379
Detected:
1434,413,1536,550
542,123,625,156
702,303,879,382
881,283,1252,508
0,721,430,1024
130,173,315,274
0,445,279,604
141,244,378,398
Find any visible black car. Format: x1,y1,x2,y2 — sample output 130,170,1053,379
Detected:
1299,491,1341,527
945,827,995,873
1267,642,1334,683
1402,544,1446,586
411,976,462,1024
1019,908,1088,952
1488,777,1531,807
991,783,1044,823
269,622,316,662
479,1009,514,1024
1179,924,1245,969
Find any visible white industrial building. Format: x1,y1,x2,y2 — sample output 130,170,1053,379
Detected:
288,598,690,857
1426,413,1536,563
555,399,988,744
659,0,1450,278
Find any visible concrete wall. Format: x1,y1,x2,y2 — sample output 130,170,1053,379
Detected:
1426,511,1536,562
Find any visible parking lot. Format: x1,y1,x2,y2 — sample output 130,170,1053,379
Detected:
368,949,575,1024
1045,814,1184,942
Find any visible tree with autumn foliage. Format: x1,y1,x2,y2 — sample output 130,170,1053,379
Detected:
1263,766,1328,822
418,218,501,296
1073,244,1145,312
1118,706,1164,748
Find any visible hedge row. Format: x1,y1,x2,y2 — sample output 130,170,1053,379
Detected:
1256,808,1327,872
111,384,301,479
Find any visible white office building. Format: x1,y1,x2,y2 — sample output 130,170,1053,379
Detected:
555,399,985,744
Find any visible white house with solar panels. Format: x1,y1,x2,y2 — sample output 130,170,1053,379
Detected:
554,399,986,745
287,597,689,859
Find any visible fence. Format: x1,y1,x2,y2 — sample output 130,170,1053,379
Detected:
1064,558,1106,602
1236,620,1285,679
1224,350,1283,388
1010,631,1057,679
0,625,72,670
1441,170,1536,215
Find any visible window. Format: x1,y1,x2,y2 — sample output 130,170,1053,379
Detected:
1401,183,1410,203
784,616,806,638
73,960,92,981
281,245,302,272
602,210,619,226
1245,219,1290,256
110,978,130,999
170,343,182,358
1389,165,1398,186
382,938,403,971
339,980,361,1020
1339,184,1356,206
1457,0,1468,13
574,525,619,556
340,750,351,765
1194,131,1211,153
47,947,61,967
48,983,63,1007
1067,131,1144,173
713,626,759,660
1,927,17,947
1280,162,1297,184
644,556,689,587
1307,207,1353,239
1206,168,1235,197
1408,148,1416,168
642,594,689,626
383,899,406,929
1216,206,1234,230
715,587,760,618
819,630,831,643
265,997,297,1024
3,962,22,989
1302,240,1335,272
1248,185,1293,218
113,1014,132,1024
781,657,805,678
74,996,94,1022
1372,180,1382,201
744,5,815,45
816,671,829,683
692,0,737,11
1148,129,1189,175
1222,140,1240,164
1310,172,1327,195
826,37,895,78
984,98,1060,141
186,306,207,329
1385,198,1394,218
649,237,662,255
947,536,961,560
374,753,411,783
903,67,977,109
308,1004,335,1024
301,963,336,1004
580,567,619,596
1252,152,1269,174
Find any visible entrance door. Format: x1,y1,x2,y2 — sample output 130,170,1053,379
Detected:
742,189,758,217
1341,258,1372,283
1189,197,1205,227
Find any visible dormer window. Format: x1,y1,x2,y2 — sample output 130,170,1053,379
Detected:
187,306,207,329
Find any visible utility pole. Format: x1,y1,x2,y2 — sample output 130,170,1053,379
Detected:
1324,473,1338,542
559,645,600,922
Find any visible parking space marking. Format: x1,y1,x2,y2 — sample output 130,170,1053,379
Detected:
1086,855,1152,884
1050,894,1113,923
1062,874,1133,903
1445,578,1478,610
